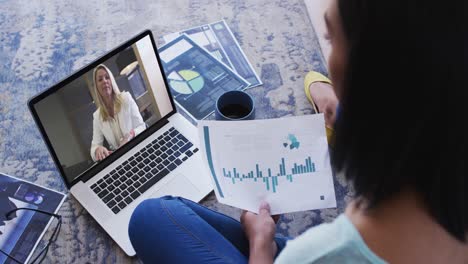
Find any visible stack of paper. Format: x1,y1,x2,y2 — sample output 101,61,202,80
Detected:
159,21,262,121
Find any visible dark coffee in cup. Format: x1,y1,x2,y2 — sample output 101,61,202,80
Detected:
215,91,255,120
219,104,251,119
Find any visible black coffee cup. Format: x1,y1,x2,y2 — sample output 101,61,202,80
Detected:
215,90,255,120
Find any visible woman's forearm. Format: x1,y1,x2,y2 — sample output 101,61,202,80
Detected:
248,239,275,264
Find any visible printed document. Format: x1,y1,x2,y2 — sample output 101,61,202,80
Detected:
159,34,250,121
163,20,262,88
198,114,337,214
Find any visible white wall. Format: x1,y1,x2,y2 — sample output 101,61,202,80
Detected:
135,36,173,117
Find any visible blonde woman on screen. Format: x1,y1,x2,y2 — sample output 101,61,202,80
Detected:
90,64,146,161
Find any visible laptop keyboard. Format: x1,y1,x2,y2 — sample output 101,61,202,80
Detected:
90,127,199,214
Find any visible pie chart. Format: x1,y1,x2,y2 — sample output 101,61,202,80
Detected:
168,69,205,95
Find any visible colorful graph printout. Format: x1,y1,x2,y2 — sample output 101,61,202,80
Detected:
198,114,337,215
163,20,262,88
168,70,205,95
159,34,250,121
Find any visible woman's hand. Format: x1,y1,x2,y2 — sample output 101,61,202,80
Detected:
241,202,278,264
119,129,135,147
95,146,112,161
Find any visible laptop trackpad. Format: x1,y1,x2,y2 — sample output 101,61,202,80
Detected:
150,174,201,199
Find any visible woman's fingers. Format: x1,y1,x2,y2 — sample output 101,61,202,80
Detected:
259,201,271,215
103,149,110,158
96,146,112,161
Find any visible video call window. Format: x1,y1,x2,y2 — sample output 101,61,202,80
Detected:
34,36,173,182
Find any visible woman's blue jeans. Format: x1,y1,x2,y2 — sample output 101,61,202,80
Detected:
128,196,288,264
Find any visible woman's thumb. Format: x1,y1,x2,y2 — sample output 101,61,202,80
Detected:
259,201,271,215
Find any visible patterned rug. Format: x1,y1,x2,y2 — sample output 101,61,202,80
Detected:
0,0,352,262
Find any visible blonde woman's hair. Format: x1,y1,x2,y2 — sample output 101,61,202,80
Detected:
93,64,123,121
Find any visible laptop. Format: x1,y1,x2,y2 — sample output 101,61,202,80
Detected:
28,30,213,256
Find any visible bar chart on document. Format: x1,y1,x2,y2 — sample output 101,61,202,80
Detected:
198,114,337,214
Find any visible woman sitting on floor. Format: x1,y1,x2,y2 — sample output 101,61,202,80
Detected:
128,0,468,263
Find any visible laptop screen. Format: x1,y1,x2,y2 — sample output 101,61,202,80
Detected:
30,32,174,185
